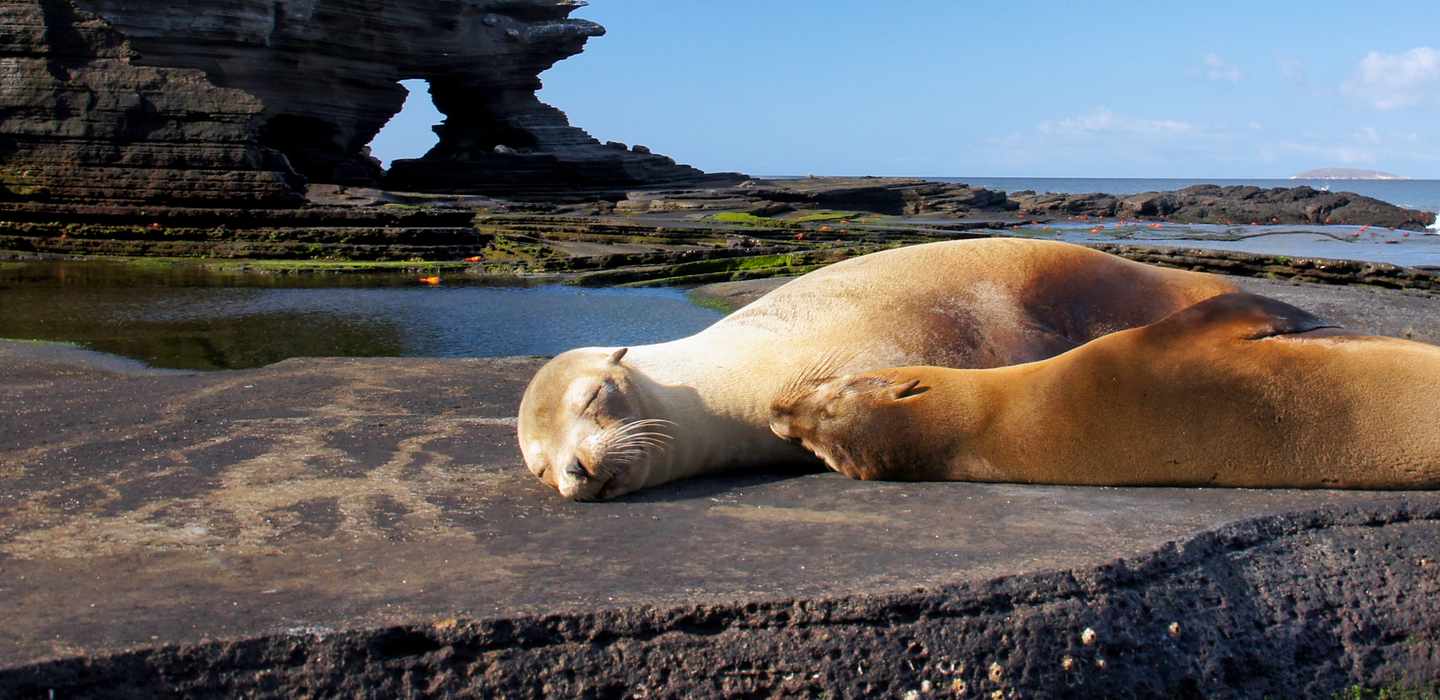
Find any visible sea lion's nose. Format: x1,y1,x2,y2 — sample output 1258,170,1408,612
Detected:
769,419,794,440
564,462,589,482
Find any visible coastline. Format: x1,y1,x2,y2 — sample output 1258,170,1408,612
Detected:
4,176,1438,295
2,267,1438,692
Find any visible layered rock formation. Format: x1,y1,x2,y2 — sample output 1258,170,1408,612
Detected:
0,0,305,205
0,0,729,206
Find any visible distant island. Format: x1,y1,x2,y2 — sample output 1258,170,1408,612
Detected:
1291,168,1408,180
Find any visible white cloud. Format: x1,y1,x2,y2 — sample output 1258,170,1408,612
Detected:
1277,56,1306,84
1204,53,1243,82
1355,127,1381,145
1342,46,1440,110
1037,108,1195,138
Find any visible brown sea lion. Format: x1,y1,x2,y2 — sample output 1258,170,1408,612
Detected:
517,239,1238,500
770,293,1440,489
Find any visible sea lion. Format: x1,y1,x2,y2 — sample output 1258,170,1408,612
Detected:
769,293,1440,489
517,238,1239,500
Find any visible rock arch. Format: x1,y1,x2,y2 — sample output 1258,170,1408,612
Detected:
0,0,736,206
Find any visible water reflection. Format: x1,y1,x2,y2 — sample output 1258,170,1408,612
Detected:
0,262,723,371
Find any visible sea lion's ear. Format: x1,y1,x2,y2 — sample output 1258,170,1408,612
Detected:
841,376,926,400
885,378,926,400
607,348,629,365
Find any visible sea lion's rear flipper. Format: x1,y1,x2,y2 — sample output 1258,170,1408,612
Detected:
1152,293,1342,341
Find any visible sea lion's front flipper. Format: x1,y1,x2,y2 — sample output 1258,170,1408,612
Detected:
1152,292,1341,341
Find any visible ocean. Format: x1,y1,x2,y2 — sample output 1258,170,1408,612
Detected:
924,177,1440,226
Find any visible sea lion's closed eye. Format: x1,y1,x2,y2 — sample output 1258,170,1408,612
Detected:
582,386,602,412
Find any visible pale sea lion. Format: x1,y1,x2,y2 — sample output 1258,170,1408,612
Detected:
517,239,1238,500
770,293,1440,489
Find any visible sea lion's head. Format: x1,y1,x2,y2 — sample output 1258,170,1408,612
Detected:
517,347,672,501
769,370,926,478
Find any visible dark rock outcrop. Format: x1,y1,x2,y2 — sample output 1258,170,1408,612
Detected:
0,0,305,205
0,0,732,206
616,177,1018,217
613,179,1437,232
738,177,1016,216
1013,184,1437,231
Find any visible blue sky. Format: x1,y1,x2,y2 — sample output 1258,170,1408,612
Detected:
370,0,1440,178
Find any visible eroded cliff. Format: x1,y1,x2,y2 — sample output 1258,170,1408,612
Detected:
0,0,726,205
0,0,305,204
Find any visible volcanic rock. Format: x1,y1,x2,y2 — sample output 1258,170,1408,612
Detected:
0,0,737,206
1013,185,1437,231
0,0,305,205
727,177,1017,217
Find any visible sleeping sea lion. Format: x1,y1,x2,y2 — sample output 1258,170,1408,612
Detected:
518,238,1238,500
769,293,1440,489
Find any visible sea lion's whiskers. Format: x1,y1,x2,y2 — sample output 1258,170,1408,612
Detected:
610,435,670,451
612,432,669,444
595,421,663,445
597,418,675,464
612,442,665,454
776,349,858,406
603,419,675,440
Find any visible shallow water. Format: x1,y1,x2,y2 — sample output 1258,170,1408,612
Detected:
0,262,723,371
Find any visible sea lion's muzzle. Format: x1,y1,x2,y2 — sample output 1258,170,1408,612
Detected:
556,459,596,500
564,462,588,483
768,419,794,441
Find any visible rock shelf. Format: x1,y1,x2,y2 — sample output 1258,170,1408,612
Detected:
0,334,1437,696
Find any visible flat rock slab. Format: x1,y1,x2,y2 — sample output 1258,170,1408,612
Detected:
2,339,1438,693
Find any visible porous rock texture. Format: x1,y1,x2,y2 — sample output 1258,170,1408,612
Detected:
0,0,727,206
3,504,1438,697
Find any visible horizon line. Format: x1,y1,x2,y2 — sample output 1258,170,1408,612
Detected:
749,174,1435,181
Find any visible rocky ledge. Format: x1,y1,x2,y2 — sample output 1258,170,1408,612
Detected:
2,178,1438,292
0,0,731,206
0,336,1437,697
